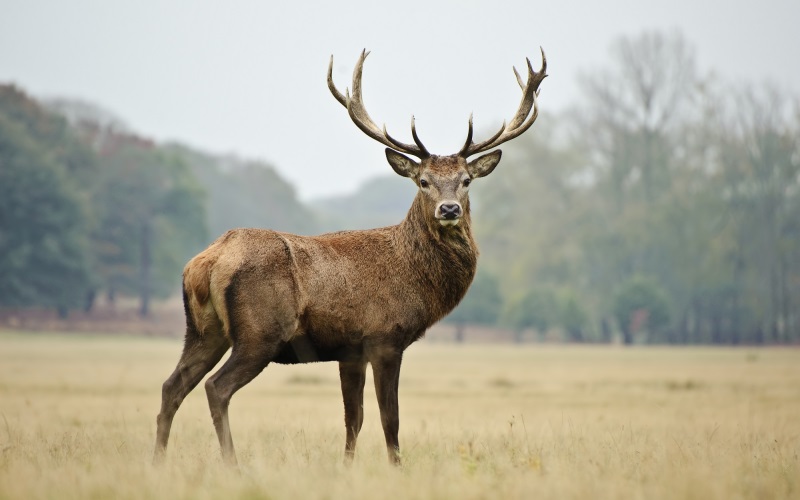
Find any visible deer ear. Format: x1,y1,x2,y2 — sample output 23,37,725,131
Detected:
467,150,502,178
385,149,419,178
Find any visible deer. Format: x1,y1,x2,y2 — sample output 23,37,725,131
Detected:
153,48,547,466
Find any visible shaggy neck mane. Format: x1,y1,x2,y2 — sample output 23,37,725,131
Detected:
395,192,478,321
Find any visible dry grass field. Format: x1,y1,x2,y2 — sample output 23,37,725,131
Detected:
0,330,798,499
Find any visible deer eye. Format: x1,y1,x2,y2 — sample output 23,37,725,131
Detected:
419,178,429,188
463,178,471,187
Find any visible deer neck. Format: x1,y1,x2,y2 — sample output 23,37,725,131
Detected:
396,192,478,319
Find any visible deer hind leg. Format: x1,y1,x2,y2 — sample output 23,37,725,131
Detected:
153,329,230,463
369,348,403,465
339,360,367,461
204,333,281,466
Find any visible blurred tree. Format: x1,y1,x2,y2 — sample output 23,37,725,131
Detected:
712,84,800,343
444,267,502,342
505,287,558,343
472,112,586,299
463,31,800,345
0,88,97,184
61,110,321,315
612,276,671,344
86,132,207,316
573,31,710,343
576,30,698,204
557,289,589,342
311,174,416,232
167,144,320,239
0,86,96,313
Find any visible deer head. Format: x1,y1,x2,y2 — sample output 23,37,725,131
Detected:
328,49,547,227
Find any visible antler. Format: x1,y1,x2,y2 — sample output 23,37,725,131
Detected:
328,50,430,159
458,47,548,158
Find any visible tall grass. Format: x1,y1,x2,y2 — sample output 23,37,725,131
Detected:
0,331,797,499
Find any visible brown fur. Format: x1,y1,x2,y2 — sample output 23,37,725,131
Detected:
192,190,476,350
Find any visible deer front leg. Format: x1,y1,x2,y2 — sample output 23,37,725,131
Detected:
370,351,403,465
339,360,367,461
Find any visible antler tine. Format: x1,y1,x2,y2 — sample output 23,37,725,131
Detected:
384,116,429,157
513,67,525,90
329,49,429,158
327,55,348,107
458,114,474,156
458,114,508,157
507,57,537,130
410,116,430,156
460,47,548,158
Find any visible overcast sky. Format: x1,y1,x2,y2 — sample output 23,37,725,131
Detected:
1,0,797,200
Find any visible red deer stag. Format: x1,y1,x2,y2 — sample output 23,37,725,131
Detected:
153,49,547,466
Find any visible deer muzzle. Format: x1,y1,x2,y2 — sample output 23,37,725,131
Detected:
436,202,463,226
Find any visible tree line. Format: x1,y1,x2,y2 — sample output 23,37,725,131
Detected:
462,31,800,344
0,87,315,317
1,30,798,344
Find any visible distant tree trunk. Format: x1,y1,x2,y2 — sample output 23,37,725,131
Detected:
730,254,743,345
84,289,96,313
678,310,691,344
770,266,780,343
780,254,790,343
601,318,612,343
711,313,722,345
567,327,583,343
621,325,633,345
454,323,465,343
139,221,152,318
754,326,765,345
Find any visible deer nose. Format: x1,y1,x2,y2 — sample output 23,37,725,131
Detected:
439,203,462,220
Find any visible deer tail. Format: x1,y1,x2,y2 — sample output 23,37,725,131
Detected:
183,253,215,335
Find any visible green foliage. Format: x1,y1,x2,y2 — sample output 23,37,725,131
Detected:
505,288,558,340
0,87,95,311
472,31,800,344
89,136,318,314
446,268,503,326
88,137,207,313
0,88,313,316
0,87,97,184
557,290,588,342
472,116,585,299
612,276,672,344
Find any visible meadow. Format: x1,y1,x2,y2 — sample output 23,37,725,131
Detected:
0,330,797,499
